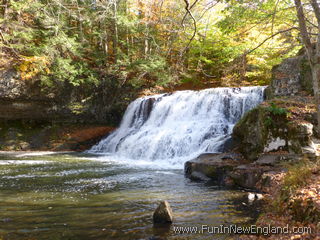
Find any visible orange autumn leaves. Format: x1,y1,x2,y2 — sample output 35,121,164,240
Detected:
17,56,50,80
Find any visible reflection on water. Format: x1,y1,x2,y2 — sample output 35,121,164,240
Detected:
0,152,259,240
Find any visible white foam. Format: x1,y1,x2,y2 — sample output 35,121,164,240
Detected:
15,152,70,157
0,160,49,165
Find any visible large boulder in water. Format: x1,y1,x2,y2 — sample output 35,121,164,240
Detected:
153,201,173,224
185,152,299,190
184,153,243,182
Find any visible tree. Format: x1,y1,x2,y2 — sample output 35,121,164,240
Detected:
0,0,301,91
294,0,320,132
183,0,298,86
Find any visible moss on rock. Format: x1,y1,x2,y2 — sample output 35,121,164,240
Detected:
233,106,269,161
232,101,315,161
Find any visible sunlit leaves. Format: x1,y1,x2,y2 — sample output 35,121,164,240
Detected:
0,0,303,89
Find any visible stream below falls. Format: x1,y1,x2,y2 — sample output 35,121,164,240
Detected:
0,152,260,240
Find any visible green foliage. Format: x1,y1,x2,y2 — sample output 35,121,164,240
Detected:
267,103,288,116
0,0,302,91
264,102,288,127
128,56,171,88
264,116,274,127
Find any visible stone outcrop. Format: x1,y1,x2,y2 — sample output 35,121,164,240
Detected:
232,106,270,161
0,69,28,98
184,153,301,190
153,201,173,224
266,52,312,98
227,164,266,189
232,49,317,162
184,153,243,182
232,104,316,161
288,121,316,154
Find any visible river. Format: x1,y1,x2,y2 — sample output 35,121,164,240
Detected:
0,152,259,240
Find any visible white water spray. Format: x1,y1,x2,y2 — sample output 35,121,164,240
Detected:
89,86,266,167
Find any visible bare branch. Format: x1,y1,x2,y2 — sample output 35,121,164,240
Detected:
247,27,298,55
181,0,199,55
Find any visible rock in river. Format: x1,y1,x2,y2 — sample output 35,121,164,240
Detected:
153,201,173,224
184,153,243,182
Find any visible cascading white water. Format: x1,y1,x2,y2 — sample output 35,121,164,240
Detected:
89,86,266,167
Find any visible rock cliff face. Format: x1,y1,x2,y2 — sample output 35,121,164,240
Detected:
266,52,313,98
0,120,114,151
0,69,75,122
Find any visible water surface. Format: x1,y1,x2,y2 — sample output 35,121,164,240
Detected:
0,152,258,240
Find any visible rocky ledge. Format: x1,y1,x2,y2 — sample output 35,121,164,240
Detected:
185,152,302,191
185,153,243,182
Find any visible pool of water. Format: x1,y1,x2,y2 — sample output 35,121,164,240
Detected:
0,152,259,240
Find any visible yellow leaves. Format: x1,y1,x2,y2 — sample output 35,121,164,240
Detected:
18,56,50,81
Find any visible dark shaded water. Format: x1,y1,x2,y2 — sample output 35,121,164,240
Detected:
0,152,259,240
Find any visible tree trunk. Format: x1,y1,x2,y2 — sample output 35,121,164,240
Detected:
2,0,8,18
144,38,149,58
104,33,108,66
294,0,320,132
311,63,320,133
125,0,130,60
112,1,118,64
75,0,84,43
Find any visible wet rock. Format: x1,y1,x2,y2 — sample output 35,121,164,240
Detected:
153,201,173,224
185,153,294,191
228,164,265,189
184,153,242,182
217,136,235,152
255,154,281,166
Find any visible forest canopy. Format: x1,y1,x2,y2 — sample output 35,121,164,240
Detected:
0,0,304,91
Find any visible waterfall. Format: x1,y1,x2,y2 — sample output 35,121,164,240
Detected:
89,86,266,166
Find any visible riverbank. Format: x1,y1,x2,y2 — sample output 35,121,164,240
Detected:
0,122,114,151
239,158,320,239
